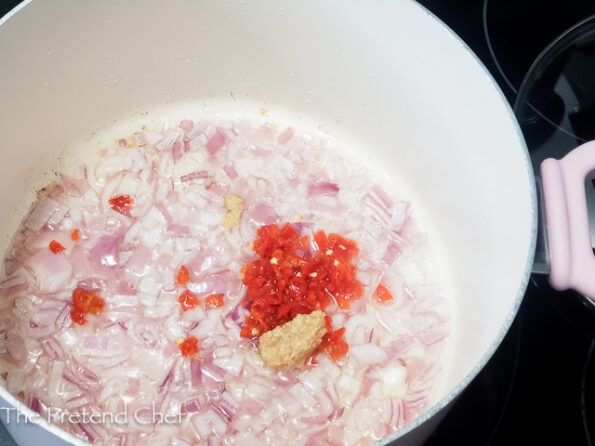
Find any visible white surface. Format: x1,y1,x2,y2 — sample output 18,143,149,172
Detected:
0,0,535,445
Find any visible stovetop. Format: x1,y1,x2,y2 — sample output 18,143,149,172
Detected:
417,1,595,445
1,1,594,446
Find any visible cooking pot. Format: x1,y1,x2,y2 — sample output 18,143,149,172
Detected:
0,0,536,444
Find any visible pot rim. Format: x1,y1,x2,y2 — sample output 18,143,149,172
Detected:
377,2,537,444
0,0,538,444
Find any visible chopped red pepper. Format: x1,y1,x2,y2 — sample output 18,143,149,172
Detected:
49,240,65,254
376,284,394,303
178,290,199,312
176,265,190,285
71,229,80,241
179,336,199,357
240,223,363,362
70,308,86,325
321,327,349,361
70,287,104,325
206,293,224,307
109,195,132,216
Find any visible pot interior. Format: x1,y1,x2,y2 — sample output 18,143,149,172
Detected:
0,0,535,443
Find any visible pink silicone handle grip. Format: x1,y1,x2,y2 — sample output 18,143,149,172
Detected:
541,140,595,301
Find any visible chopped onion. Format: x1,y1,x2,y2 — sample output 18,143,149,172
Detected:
277,127,295,144
179,120,194,132
205,128,226,155
89,234,121,267
223,165,239,180
25,197,61,232
308,181,340,197
190,358,202,387
418,326,448,346
180,171,209,183
349,344,388,365
387,335,414,358
172,141,184,163
0,118,449,445
84,336,108,350
382,241,401,266
184,399,201,413
211,396,236,422
25,250,72,293
243,398,264,416
201,362,227,382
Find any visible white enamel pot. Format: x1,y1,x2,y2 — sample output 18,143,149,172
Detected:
0,1,536,445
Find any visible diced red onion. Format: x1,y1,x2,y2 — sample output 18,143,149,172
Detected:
6,333,26,363
84,336,108,350
25,250,72,293
277,127,295,144
300,414,328,425
76,278,104,293
190,358,202,387
308,181,340,197
179,120,194,132
226,303,242,324
349,344,388,365
180,171,209,183
246,202,279,227
89,234,121,267
124,377,140,397
382,241,401,266
63,362,99,391
189,134,207,151
243,398,263,416
387,335,414,358
65,394,91,410
184,399,201,413
363,192,392,224
125,244,152,277
172,141,183,163
25,197,61,232
371,185,394,211
201,362,227,382
158,366,174,394
205,128,226,155
77,422,97,443
156,129,181,152
418,326,448,346
222,165,238,180
210,397,236,423
328,406,345,422
168,224,190,235
207,181,229,196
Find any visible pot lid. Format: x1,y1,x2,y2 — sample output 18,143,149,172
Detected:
513,16,595,270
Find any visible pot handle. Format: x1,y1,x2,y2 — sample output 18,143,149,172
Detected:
541,140,595,300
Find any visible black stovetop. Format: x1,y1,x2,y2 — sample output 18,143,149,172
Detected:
1,1,594,446
417,1,595,445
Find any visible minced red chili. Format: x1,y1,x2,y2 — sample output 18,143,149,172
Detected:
49,240,65,254
376,284,394,303
206,293,224,307
178,289,199,312
176,265,190,285
240,223,363,362
70,287,105,325
109,195,132,216
178,336,199,357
